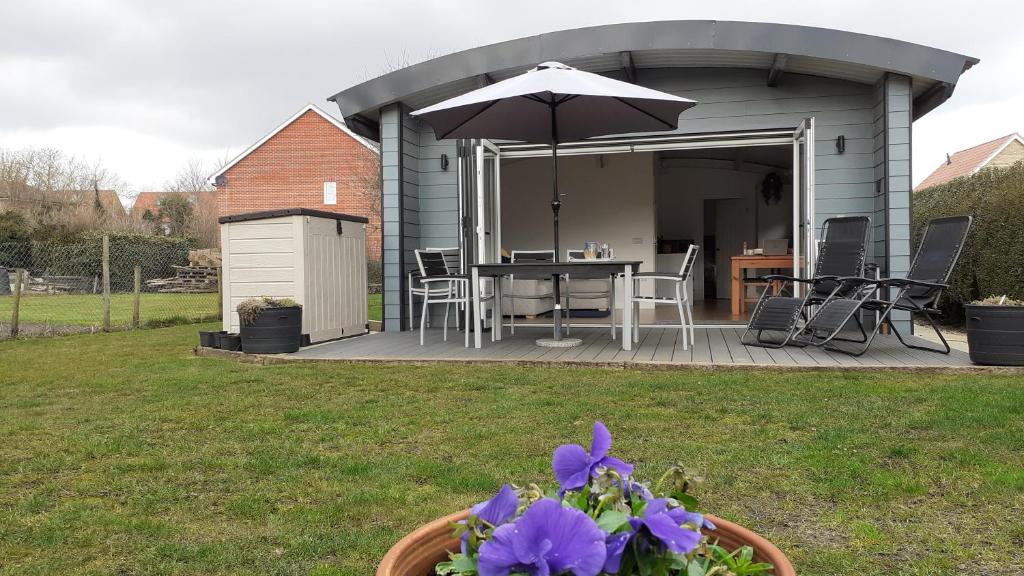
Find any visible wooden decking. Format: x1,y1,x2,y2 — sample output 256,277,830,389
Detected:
288,325,978,369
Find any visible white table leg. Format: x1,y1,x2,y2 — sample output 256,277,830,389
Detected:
622,264,633,351
472,267,482,349
493,275,503,341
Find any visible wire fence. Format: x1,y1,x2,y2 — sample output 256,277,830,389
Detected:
1,236,220,340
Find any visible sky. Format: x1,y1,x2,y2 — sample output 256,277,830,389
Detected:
1,0,1021,193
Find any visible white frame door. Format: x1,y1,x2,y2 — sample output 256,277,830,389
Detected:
792,118,816,289
475,140,501,265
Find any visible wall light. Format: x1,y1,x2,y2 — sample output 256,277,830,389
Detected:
835,135,846,154
440,153,450,171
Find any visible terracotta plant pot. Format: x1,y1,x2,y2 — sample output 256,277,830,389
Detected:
377,509,795,576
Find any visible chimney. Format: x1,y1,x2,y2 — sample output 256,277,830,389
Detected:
946,153,952,165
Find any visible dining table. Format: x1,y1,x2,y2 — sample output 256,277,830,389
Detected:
470,260,643,350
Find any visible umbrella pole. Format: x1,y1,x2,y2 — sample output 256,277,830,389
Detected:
550,105,563,340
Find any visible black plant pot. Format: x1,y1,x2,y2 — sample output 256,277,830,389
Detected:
199,330,220,348
966,305,1024,366
240,306,302,354
212,331,228,348
220,334,242,352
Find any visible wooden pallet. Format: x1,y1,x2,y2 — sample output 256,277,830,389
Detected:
146,266,218,293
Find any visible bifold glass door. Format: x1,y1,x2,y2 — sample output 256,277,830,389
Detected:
476,140,501,265
792,118,816,286
457,140,501,325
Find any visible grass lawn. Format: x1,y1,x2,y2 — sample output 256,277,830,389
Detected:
368,292,381,322
1,324,1022,575
0,293,383,328
0,293,219,328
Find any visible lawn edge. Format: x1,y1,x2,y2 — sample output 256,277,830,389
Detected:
192,347,1024,374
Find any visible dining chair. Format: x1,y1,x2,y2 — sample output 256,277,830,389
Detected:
566,250,616,339
628,244,699,349
413,249,471,346
408,247,462,331
508,250,556,335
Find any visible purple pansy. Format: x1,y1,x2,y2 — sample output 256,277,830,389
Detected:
630,498,703,555
552,422,634,492
602,531,632,574
477,498,607,576
666,506,717,531
462,484,519,553
471,484,519,526
624,480,653,502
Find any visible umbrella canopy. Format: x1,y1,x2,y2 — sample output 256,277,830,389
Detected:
410,62,697,345
412,62,697,143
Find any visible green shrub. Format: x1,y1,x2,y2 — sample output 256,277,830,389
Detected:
31,232,197,291
0,211,32,269
914,161,1024,319
367,259,382,293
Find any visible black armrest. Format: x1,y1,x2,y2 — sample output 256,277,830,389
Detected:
758,274,838,284
876,277,948,289
836,276,880,285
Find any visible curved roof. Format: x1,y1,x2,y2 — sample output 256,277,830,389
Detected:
329,20,977,133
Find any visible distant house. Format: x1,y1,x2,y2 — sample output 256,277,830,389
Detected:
208,104,381,260
0,183,125,218
915,133,1024,191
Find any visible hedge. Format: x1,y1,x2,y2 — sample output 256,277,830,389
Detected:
30,232,198,292
913,161,1024,318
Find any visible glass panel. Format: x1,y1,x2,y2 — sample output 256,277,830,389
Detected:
792,118,816,286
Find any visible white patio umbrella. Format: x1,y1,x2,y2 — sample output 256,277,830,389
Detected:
411,62,697,342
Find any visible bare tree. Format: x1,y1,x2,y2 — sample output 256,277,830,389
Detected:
341,150,382,259
165,158,215,194
160,157,223,247
0,145,127,231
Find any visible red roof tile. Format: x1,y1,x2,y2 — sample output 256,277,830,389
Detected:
915,133,1022,191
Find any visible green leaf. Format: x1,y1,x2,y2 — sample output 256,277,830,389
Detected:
673,492,700,511
738,545,753,563
687,559,707,576
435,553,477,575
450,554,477,573
596,509,630,533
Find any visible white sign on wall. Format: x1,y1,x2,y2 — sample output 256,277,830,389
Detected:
323,181,337,205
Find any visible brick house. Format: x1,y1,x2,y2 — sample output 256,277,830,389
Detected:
916,133,1024,191
131,190,218,220
209,104,381,259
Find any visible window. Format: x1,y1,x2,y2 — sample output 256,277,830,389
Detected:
323,181,337,205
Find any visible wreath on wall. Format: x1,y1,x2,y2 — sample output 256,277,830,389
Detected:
761,172,783,205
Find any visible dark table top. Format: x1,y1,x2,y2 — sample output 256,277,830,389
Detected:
471,260,642,279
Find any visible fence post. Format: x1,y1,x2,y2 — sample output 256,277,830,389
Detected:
102,234,111,332
132,265,141,329
10,269,23,339
217,266,223,321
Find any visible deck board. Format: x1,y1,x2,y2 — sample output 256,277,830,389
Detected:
287,325,977,369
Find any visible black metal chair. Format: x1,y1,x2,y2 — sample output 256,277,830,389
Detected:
793,215,973,356
741,216,872,348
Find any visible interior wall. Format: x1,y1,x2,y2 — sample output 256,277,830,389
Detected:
654,154,792,301
500,152,657,304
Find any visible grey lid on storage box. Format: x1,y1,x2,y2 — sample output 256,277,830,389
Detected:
218,208,368,225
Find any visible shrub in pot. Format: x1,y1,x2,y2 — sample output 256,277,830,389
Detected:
237,297,302,354
378,422,795,576
966,295,1024,366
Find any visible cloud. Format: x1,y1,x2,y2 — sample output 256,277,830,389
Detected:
0,0,1020,188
